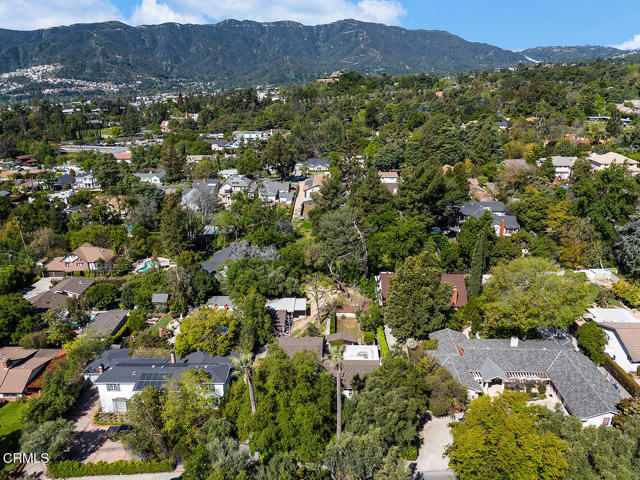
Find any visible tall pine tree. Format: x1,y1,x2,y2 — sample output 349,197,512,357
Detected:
468,225,488,297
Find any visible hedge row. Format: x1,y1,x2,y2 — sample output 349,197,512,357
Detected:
92,411,129,425
47,459,174,478
604,356,640,397
377,326,389,358
329,313,337,334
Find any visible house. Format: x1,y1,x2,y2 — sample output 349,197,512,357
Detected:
28,277,95,312
52,173,75,190
377,272,468,308
575,269,619,286
588,152,639,171
234,130,272,143
201,244,239,275
267,298,307,336
134,172,164,185
114,151,132,162
74,172,99,189
151,293,169,307
378,171,400,184
206,296,234,310
258,179,294,204
440,274,468,308
182,179,221,211
301,174,328,200
277,337,324,359
43,243,115,277
457,201,520,237
616,100,640,116
204,139,230,151
540,156,577,180
295,157,330,175
430,328,621,426
0,347,65,399
325,344,381,397
85,310,129,337
218,175,255,207
587,308,640,373
83,349,234,412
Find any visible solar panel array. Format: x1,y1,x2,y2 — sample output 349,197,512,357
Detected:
134,371,170,390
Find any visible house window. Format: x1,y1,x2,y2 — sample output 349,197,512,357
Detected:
106,384,120,392
113,400,127,413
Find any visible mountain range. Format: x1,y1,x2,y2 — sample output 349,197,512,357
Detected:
0,19,633,88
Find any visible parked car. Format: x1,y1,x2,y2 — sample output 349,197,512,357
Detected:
105,424,132,441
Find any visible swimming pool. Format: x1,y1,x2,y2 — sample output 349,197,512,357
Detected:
137,260,156,272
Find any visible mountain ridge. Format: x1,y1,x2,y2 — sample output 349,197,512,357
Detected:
0,19,630,87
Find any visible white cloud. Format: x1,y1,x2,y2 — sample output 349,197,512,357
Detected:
613,34,640,51
128,0,408,26
128,0,205,25
0,0,407,31
0,0,123,30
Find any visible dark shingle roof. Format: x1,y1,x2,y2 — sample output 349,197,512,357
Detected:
459,201,506,218
430,328,620,420
86,349,234,388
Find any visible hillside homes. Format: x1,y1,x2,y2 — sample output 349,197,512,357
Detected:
0,347,65,399
587,308,640,373
588,152,639,173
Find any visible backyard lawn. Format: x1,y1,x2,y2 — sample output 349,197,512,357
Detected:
149,314,172,333
0,401,27,469
336,315,361,340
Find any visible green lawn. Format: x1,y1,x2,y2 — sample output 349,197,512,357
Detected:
149,314,172,333
0,401,27,469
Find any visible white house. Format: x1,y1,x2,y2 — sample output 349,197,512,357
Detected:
588,152,639,172
134,172,164,185
587,308,640,373
74,172,99,189
541,156,577,180
83,349,234,412
234,130,272,144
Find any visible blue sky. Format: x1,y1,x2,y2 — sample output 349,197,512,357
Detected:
1,0,639,51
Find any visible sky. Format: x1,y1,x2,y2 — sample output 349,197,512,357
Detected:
0,0,639,51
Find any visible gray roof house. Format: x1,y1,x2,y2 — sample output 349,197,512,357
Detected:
295,157,330,175
83,348,235,412
85,310,129,336
429,328,621,426
151,293,169,305
458,201,520,237
201,244,238,274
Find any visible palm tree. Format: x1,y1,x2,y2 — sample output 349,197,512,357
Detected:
329,345,344,437
232,353,256,414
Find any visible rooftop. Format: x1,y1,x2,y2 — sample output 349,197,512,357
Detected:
277,337,324,359
430,328,621,421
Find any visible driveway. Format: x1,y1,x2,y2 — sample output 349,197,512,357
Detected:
67,388,133,463
414,416,454,473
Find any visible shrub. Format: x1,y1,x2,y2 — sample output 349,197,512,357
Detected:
576,321,607,365
612,278,640,307
329,313,337,334
537,384,547,396
423,338,439,350
377,326,389,357
362,331,375,344
47,459,174,478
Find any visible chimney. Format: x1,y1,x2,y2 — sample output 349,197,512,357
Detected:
98,364,104,374
1,357,9,369
510,336,519,347
170,351,176,364
499,219,505,238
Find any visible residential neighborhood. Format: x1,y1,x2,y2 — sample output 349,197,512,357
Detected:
1,27,640,480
